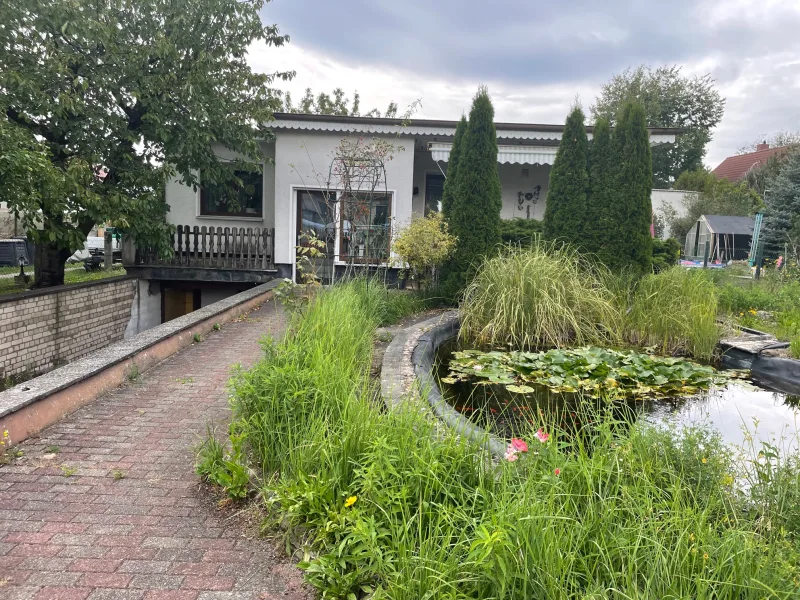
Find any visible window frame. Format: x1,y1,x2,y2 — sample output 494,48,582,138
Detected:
199,169,264,219
337,191,394,265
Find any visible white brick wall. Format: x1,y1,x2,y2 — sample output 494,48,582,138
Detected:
0,279,136,379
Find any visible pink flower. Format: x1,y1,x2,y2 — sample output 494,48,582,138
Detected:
510,438,528,453
535,428,550,443
504,448,519,462
554,468,561,476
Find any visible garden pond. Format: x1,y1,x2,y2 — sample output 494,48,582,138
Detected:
436,340,800,455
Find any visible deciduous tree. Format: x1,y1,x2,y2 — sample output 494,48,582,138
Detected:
0,0,290,287
276,87,397,118
543,106,590,245
666,169,763,248
592,65,724,187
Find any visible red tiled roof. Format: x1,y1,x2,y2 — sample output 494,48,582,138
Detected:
712,146,789,181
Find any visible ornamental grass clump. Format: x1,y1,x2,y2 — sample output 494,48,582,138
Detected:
459,243,621,350
624,267,720,360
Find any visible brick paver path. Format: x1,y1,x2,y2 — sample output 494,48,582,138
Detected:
0,300,312,600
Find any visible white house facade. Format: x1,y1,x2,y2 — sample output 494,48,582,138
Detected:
123,114,679,330
161,113,679,279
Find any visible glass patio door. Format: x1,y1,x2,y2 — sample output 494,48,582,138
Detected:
296,190,335,283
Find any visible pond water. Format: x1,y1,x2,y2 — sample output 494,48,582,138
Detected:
436,340,800,455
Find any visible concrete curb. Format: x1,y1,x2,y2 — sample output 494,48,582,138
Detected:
0,279,281,444
381,311,507,459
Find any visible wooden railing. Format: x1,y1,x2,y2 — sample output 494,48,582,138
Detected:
132,225,275,270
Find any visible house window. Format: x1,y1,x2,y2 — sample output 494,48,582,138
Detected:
339,193,392,264
200,170,263,218
425,174,445,215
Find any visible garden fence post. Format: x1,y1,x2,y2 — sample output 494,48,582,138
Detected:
703,241,710,268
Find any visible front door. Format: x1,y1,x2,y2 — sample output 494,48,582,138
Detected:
296,190,335,283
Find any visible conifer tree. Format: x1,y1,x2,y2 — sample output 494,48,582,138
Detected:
543,106,590,244
763,150,800,257
610,100,653,273
585,117,616,263
441,116,467,219
441,87,502,299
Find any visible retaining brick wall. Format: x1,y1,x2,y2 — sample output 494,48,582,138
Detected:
0,277,136,379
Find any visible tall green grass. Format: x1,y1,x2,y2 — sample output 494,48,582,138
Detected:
458,243,720,361
459,243,621,350
624,267,721,360
219,280,800,599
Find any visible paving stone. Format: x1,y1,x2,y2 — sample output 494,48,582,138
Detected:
1,302,310,599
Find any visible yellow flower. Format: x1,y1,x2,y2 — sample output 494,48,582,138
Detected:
722,474,734,485
344,495,357,508
703,552,709,561
3,430,8,438
701,457,708,464
749,309,757,315
689,533,695,542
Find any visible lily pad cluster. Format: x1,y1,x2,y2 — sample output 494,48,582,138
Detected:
444,346,743,399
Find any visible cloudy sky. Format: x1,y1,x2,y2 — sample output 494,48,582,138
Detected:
250,0,800,168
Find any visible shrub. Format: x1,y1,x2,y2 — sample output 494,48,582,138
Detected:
440,87,502,300
391,212,456,289
623,267,720,360
459,242,621,350
652,237,681,273
498,218,543,246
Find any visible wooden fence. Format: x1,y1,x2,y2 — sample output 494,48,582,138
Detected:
132,225,275,270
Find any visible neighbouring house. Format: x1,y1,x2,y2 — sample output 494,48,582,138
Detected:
712,143,790,181
684,215,755,262
124,113,679,330
651,189,696,239
0,202,18,239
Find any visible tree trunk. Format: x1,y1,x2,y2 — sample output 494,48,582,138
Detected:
32,241,72,288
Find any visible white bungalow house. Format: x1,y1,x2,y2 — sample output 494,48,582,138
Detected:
125,113,679,328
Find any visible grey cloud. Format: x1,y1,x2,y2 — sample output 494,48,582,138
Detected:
263,0,800,163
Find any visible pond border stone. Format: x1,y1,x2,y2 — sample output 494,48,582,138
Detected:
381,310,507,459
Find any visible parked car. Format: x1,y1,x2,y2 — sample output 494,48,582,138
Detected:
83,227,123,270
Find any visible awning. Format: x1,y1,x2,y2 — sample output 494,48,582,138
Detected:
429,142,558,165
429,133,676,166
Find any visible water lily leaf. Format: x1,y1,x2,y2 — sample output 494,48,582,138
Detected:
506,384,535,394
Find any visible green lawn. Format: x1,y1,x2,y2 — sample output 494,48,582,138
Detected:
0,266,127,297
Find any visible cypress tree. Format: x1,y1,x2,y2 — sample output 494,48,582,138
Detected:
543,106,589,244
441,115,467,219
611,100,653,274
441,87,502,299
585,117,616,263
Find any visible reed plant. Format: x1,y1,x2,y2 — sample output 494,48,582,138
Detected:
459,242,621,350
215,280,800,600
623,267,720,360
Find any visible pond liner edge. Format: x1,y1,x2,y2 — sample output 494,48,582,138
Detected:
411,316,508,460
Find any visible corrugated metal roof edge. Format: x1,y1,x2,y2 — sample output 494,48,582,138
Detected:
270,112,685,135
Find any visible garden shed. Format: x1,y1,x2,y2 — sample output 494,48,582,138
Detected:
684,215,754,262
